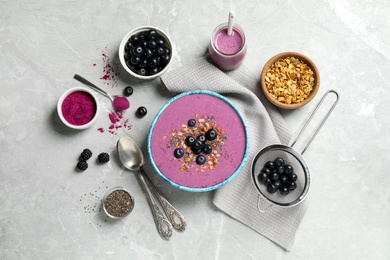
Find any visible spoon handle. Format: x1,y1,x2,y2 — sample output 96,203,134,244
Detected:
141,169,187,231
73,74,111,99
138,171,173,240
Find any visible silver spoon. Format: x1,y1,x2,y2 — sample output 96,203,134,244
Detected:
117,136,187,238
73,74,130,110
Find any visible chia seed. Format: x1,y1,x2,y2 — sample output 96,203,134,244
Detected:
103,189,134,218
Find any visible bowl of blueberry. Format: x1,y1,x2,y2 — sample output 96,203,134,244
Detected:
119,26,173,80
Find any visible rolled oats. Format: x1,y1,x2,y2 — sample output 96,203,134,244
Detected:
264,57,315,104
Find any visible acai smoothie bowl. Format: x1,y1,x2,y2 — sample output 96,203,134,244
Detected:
148,90,249,192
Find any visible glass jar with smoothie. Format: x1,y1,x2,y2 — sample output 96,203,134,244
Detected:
208,22,247,71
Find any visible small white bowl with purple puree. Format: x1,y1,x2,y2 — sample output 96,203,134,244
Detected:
57,87,100,130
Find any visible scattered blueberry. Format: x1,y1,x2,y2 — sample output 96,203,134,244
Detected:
277,165,285,174
285,165,293,175
76,161,88,171
196,155,206,165
123,86,133,97
185,136,196,146
264,161,275,170
80,148,92,161
138,68,147,76
130,56,141,65
187,119,196,127
136,106,147,118
156,38,165,46
133,46,144,56
173,148,184,158
147,40,157,49
191,139,203,150
148,57,158,68
201,143,212,154
258,172,269,184
161,54,171,64
125,41,134,50
279,185,290,195
149,67,160,75
139,59,148,68
205,129,217,141
156,47,165,56
267,183,278,194
197,135,206,143
138,32,147,41
192,148,202,155
143,48,153,59
280,175,289,183
274,157,285,167
289,182,297,191
130,34,139,43
147,30,157,40
261,167,272,175
289,173,298,182
97,152,110,164
270,172,279,181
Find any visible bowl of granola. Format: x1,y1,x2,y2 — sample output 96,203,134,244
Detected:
260,52,320,109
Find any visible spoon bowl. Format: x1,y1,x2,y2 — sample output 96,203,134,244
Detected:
117,136,145,170
73,74,130,110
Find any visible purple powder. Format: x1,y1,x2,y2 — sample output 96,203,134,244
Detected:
113,96,130,110
97,110,132,135
62,91,96,125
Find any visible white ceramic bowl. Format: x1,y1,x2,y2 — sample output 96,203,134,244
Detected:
119,26,173,80
57,87,100,130
102,187,135,219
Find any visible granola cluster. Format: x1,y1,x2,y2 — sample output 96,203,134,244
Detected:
164,114,227,172
264,56,315,104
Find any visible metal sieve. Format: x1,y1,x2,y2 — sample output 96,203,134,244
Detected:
251,90,339,209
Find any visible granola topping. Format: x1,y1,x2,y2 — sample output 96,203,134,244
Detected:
165,114,227,172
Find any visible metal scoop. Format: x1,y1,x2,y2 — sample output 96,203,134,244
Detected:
73,74,129,110
117,136,186,239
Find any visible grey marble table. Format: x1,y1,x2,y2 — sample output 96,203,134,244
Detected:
1,0,389,259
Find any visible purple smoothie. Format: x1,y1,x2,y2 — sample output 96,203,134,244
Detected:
208,23,247,71
149,92,247,191
214,28,243,54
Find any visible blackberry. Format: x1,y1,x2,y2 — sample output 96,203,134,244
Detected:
97,152,110,164
80,149,92,161
77,161,88,171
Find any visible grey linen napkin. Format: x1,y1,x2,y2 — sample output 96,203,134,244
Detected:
160,58,309,251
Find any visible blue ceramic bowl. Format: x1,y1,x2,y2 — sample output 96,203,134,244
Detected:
147,90,249,192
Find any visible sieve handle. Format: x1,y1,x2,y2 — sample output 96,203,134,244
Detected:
257,195,273,212
290,90,339,155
